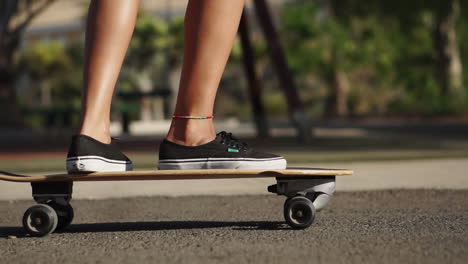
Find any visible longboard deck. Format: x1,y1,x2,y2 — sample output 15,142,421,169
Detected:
0,168,352,183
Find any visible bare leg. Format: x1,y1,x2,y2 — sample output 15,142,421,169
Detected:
166,0,246,146
79,0,140,144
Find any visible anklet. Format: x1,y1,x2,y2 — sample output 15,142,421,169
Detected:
173,115,214,120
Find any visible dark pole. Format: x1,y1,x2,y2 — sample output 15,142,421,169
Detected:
253,0,311,142
238,9,269,138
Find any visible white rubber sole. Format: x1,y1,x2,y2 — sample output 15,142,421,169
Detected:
158,157,287,170
66,156,133,173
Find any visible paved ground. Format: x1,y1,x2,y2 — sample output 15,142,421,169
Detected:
1,123,467,263
0,190,467,264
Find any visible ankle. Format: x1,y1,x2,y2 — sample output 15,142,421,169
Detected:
79,126,111,144
78,132,111,144
166,119,216,146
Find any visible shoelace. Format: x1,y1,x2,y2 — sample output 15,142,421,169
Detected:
217,131,248,151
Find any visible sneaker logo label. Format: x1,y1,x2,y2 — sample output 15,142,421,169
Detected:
228,148,239,153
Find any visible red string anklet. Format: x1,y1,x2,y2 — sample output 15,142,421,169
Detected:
172,115,214,119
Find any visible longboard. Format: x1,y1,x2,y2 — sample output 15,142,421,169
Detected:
1,168,352,237
0,168,352,182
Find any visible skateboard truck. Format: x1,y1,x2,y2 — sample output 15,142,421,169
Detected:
268,176,336,229
268,176,335,211
31,182,73,203
23,182,75,237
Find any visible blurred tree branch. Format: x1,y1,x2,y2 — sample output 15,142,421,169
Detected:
0,0,56,127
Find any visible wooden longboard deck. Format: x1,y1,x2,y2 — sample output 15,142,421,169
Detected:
0,168,352,183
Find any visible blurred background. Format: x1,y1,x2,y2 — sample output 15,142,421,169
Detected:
0,0,468,175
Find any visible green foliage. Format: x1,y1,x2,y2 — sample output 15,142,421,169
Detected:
264,92,288,118
121,12,184,91
16,2,468,130
17,10,188,129
166,17,184,66
19,41,83,108
281,2,400,116
126,10,170,70
17,41,83,128
280,0,467,116
19,42,72,79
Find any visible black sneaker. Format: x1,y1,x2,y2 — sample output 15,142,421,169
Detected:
66,135,133,173
158,131,287,170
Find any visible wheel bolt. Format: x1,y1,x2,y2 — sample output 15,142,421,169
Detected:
296,210,303,218
34,217,42,226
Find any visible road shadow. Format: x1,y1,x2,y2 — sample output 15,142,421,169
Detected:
0,220,288,238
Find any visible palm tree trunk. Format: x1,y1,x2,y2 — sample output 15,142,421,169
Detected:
434,0,464,102
238,9,269,138
253,0,311,142
0,41,23,127
324,69,349,118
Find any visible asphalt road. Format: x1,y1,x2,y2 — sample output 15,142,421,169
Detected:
1,190,467,264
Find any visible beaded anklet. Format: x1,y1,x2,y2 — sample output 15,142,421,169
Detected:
172,115,214,120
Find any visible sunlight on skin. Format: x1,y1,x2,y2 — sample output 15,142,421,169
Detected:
78,0,246,146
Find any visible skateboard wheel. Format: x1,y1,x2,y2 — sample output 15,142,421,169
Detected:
46,202,74,231
22,204,58,237
283,196,316,229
